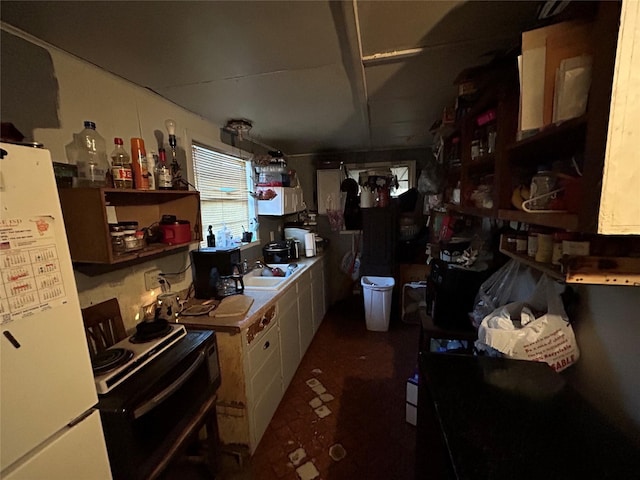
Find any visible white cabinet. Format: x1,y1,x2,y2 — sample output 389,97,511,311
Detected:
297,270,314,357
278,286,301,391
248,322,282,448
599,0,640,234
210,258,327,455
257,187,305,216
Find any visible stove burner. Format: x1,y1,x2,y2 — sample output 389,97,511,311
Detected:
92,348,134,375
130,320,173,344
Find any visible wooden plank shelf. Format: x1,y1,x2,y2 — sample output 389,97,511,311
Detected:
565,256,640,286
499,234,640,285
498,209,579,231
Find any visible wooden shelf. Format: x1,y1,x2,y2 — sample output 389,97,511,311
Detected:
499,234,640,285
58,187,202,270
564,256,640,286
73,242,196,276
498,209,579,231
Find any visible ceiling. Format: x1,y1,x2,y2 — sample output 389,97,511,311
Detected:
0,1,546,156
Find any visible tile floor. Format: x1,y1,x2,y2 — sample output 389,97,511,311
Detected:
236,294,419,480
167,293,421,480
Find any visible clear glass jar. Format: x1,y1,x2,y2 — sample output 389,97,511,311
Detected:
123,229,139,251
111,231,126,255
529,166,557,210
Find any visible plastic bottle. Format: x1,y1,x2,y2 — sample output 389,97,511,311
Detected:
146,151,157,190
529,166,557,210
130,138,150,190
156,148,172,190
76,121,109,187
110,138,133,189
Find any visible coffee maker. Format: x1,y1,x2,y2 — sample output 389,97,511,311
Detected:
191,248,244,299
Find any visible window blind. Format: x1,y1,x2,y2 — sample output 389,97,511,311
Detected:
192,143,253,245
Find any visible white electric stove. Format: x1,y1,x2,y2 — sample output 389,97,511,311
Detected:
92,323,187,394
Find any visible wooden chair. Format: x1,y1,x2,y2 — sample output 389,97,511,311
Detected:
81,298,127,358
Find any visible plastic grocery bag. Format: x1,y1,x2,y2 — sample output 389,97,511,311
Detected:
471,259,537,328
476,274,579,372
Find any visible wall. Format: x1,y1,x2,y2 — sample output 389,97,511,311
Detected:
566,284,640,444
0,25,263,332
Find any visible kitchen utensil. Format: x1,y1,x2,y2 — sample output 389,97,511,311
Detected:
156,292,181,321
213,295,254,320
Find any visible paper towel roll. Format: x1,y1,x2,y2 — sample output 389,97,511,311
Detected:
304,232,316,257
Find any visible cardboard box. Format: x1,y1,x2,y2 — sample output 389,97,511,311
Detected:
520,20,593,131
405,372,419,426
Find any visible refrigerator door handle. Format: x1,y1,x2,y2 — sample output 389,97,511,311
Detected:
133,351,205,419
2,331,21,349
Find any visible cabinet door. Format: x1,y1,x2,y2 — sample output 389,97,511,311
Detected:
297,273,314,356
278,287,300,391
250,347,282,452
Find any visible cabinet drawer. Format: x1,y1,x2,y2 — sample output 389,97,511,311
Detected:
248,321,280,376
245,305,277,347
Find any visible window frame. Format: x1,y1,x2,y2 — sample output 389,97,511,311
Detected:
344,160,416,197
191,141,258,248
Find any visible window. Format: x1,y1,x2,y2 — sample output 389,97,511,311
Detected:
191,143,256,247
345,160,416,197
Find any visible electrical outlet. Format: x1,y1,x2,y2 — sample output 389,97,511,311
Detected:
144,269,163,290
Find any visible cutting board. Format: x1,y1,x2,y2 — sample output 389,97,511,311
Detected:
213,295,254,320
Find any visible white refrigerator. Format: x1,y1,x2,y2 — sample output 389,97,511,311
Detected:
0,142,112,479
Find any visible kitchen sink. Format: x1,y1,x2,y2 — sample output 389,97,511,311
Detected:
242,263,306,291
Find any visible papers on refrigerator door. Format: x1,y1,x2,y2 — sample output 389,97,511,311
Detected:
0,216,68,323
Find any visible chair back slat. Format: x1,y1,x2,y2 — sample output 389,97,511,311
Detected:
81,298,127,358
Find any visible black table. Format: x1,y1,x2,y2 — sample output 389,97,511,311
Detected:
417,353,640,479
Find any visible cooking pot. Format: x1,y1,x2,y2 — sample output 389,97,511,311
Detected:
159,219,192,245
263,240,296,263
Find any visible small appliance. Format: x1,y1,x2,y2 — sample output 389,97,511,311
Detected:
191,247,244,299
263,240,298,263
159,215,192,245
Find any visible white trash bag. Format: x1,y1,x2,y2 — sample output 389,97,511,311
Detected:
476,274,579,372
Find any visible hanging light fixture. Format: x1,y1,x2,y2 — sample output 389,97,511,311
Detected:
225,119,252,141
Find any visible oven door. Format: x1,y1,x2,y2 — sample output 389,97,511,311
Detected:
97,330,220,480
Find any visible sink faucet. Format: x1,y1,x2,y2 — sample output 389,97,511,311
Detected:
242,259,264,275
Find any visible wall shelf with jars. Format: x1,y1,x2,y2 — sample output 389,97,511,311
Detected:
58,188,202,275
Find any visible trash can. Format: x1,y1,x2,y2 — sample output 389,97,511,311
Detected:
361,276,395,331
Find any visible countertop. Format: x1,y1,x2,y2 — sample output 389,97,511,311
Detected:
418,353,640,479
177,255,324,332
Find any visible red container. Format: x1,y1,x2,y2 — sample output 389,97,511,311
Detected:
159,220,191,245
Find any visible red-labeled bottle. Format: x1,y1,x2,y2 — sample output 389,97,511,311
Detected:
110,138,133,189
